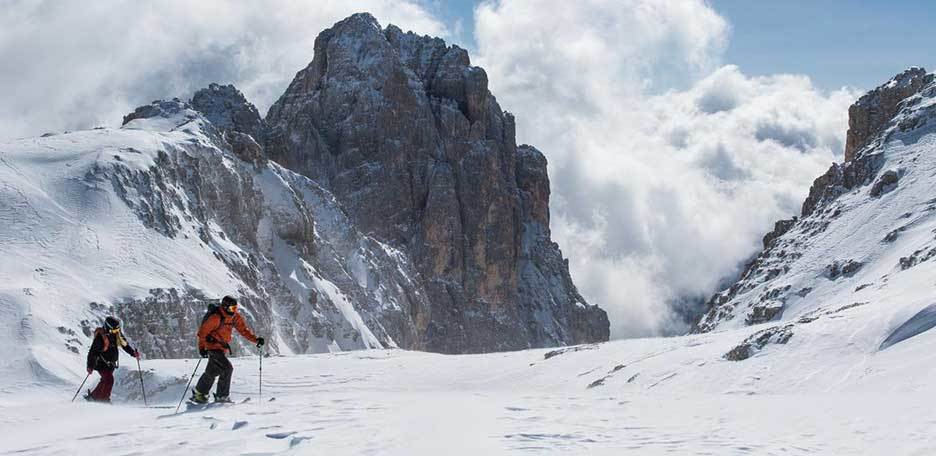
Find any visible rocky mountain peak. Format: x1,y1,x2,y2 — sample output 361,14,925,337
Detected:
121,98,198,127
190,83,264,141
384,24,489,124
844,67,931,162
263,14,608,352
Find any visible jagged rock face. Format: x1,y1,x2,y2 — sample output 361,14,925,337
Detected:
844,67,931,162
265,13,608,352
191,84,267,166
696,68,936,333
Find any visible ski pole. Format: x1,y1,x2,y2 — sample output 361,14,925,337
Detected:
175,358,202,414
258,346,263,402
71,371,92,402
136,357,148,407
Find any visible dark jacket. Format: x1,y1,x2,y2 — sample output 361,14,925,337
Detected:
197,310,258,352
87,328,137,371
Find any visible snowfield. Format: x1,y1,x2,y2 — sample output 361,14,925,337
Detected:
2,309,935,456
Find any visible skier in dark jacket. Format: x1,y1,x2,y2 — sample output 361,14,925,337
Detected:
85,316,140,402
191,296,264,403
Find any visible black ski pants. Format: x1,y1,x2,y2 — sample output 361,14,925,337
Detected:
195,350,233,397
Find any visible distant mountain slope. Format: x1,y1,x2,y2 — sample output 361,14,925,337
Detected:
0,102,423,372
695,68,936,349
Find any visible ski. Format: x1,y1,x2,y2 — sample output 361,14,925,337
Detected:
158,397,251,419
185,396,251,410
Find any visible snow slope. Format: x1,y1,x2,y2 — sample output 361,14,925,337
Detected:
1,318,935,456
697,70,936,354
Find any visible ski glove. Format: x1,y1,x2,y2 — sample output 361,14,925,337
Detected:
199,349,208,358
87,367,93,375
256,337,265,347
134,350,141,359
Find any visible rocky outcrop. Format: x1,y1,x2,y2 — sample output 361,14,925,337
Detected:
122,98,197,127
723,324,794,361
762,217,797,249
190,84,267,166
191,83,265,141
799,150,885,218
869,169,899,197
263,13,607,352
844,67,930,162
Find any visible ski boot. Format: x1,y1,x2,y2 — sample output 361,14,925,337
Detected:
84,390,111,403
190,389,209,404
213,393,233,404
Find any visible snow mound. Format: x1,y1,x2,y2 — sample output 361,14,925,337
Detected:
879,303,936,350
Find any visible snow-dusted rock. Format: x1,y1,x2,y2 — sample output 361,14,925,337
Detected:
190,83,265,141
844,67,931,162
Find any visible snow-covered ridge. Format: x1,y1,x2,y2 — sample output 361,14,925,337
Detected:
0,98,437,386
695,68,936,357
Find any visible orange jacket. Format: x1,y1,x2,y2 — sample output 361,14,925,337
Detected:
197,310,258,352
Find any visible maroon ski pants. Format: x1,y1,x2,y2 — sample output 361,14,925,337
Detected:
90,369,115,400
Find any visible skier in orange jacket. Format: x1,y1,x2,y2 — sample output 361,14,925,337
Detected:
190,296,264,403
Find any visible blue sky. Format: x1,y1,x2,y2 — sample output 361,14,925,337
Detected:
435,0,935,91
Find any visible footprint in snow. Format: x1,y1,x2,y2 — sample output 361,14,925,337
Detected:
233,420,248,430
266,431,297,439
290,436,313,448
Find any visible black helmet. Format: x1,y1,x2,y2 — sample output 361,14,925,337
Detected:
221,295,239,314
104,316,120,330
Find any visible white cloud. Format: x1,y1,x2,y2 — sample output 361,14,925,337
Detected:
475,0,859,337
0,0,446,140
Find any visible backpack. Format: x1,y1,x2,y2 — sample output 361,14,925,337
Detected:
201,301,222,326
